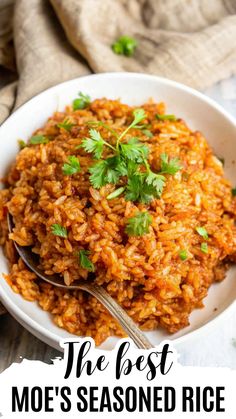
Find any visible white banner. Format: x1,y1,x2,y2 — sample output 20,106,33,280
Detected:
0,338,235,418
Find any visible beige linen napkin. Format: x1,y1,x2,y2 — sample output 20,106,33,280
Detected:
1,0,236,314
1,0,236,123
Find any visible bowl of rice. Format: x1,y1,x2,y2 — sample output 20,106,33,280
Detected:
0,73,236,350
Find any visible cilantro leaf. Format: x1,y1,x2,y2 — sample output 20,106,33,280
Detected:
126,160,139,177
115,156,130,176
112,35,137,57
30,135,49,145
232,188,236,196
89,161,109,188
79,250,95,272
196,226,208,240
117,109,147,146
125,174,144,202
132,108,147,127
125,211,152,236
81,129,105,159
57,118,75,132
119,138,149,163
145,171,166,197
62,155,80,176
87,120,119,139
73,92,91,110
142,129,153,138
107,186,125,200
51,224,68,238
156,114,176,121
89,156,126,189
200,242,208,254
160,153,182,175
106,162,120,184
125,173,157,204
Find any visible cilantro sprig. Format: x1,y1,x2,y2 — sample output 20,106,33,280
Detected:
81,128,115,159
119,138,149,163
160,153,182,175
57,118,75,132
79,250,95,272
30,135,49,145
125,172,164,204
125,211,152,236
89,156,126,188
51,224,68,238
62,155,80,176
73,92,91,110
80,108,181,206
87,120,119,139
117,108,147,147
112,35,137,57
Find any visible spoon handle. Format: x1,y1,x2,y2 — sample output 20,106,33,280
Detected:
79,282,153,349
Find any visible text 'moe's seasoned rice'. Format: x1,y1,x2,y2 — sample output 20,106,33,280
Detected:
1,98,236,346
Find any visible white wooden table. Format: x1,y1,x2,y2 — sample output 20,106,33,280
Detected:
0,76,236,373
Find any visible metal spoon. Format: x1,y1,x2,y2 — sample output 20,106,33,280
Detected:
7,213,153,349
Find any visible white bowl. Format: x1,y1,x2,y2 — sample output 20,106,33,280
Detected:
0,73,236,351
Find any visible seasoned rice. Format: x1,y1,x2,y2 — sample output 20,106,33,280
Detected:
1,97,236,346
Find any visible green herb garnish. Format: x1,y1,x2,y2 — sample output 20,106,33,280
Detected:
112,35,137,57
117,108,147,147
179,249,188,261
89,156,126,189
119,138,149,163
196,226,208,240
142,129,153,138
125,211,152,236
73,92,91,110
201,242,208,254
79,250,95,272
156,114,177,121
107,186,125,200
51,224,68,238
30,135,49,145
84,109,148,189
18,140,27,149
135,123,153,138
62,155,80,176
160,153,182,175
144,171,166,198
81,129,115,159
57,118,75,132
125,173,160,204
81,108,181,207
87,120,119,139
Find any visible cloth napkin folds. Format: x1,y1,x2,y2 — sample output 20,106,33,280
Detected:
1,0,236,314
